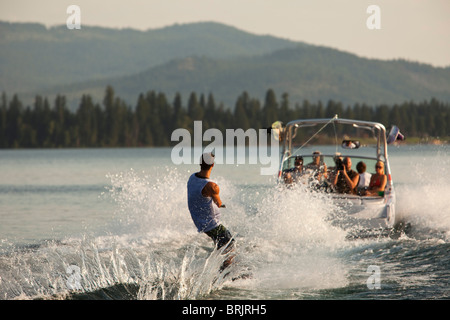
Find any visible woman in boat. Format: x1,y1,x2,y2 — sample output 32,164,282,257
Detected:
366,161,387,196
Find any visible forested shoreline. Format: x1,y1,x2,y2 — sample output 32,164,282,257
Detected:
1,86,449,148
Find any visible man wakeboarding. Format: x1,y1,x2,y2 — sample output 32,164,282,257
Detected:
187,152,235,271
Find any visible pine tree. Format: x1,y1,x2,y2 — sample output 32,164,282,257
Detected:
54,95,71,147
187,92,204,121
204,93,217,130
279,92,291,122
77,94,97,147
0,92,7,147
263,89,278,126
172,92,190,137
234,94,250,130
6,94,23,147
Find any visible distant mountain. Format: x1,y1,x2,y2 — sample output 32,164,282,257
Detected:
1,21,450,109
0,21,298,93
43,45,450,109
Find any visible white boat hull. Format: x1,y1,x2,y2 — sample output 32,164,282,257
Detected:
330,193,396,230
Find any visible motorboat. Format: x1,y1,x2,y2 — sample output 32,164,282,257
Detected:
274,115,404,235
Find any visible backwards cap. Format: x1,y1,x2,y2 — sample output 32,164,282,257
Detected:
201,152,215,166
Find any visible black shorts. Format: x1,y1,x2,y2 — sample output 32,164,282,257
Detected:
205,225,235,252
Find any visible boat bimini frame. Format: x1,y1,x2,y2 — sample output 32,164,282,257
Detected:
277,115,392,184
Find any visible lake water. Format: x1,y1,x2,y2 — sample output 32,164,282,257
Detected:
0,145,449,301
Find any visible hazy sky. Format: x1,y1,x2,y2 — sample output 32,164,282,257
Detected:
1,0,449,67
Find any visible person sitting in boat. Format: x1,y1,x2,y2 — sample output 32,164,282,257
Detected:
304,151,328,181
365,161,387,196
356,161,371,195
283,156,304,184
331,156,359,194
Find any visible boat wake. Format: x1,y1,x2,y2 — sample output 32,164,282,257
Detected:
0,234,249,300
0,168,249,300
1,151,449,300
394,148,450,241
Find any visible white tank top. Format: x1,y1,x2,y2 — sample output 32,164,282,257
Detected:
187,173,221,232
358,172,372,188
